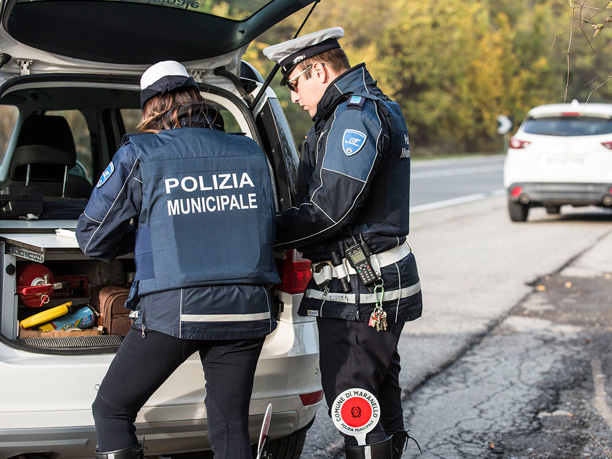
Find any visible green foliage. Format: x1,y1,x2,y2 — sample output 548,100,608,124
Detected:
246,0,612,156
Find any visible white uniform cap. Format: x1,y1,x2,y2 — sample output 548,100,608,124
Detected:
139,60,199,109
263,27,344,84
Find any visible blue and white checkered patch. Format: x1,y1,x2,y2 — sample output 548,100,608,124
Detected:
342,129,367,156
97,162,115,188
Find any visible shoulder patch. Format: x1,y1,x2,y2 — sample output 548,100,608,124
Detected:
347,95,366,110
97,162,115,188
342,129,367,156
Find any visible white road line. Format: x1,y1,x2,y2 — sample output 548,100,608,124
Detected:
411,165,503,179
591,359,612,430
411,189,506,214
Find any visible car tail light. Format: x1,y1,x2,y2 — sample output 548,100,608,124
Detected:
509,137,531,149
601,141,612,150
510,186,523,198
561,112,580,117
300,390,324,406
275,250,312,294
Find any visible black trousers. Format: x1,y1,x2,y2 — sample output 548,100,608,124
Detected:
92,328,264,458
317,317,405,445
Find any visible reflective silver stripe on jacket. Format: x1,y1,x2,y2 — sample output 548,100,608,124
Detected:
304,281,421,304
180,312,271,322
312,241,412,287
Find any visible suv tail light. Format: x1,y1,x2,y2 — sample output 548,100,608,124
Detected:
275,250,312,294
510,186,523,198
509,137,531,149
601,141,612,150
300,390,324,406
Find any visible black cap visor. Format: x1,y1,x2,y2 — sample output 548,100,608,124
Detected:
140,75,199,109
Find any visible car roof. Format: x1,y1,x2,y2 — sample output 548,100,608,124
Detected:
0,0,314,75
528,100,612,119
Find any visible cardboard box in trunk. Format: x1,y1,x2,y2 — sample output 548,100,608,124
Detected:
19,326,103,338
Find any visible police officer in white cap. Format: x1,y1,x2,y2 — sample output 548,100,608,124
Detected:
77,61,280,458
264,29,423,459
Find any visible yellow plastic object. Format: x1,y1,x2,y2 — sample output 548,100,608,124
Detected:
19,301,73,329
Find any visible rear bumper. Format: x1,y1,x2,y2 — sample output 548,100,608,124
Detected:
0,318,321,459
0,406,316,459
507,182,612,207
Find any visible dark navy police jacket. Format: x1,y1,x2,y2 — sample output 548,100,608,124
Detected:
275,64,422,323
77,126,280,340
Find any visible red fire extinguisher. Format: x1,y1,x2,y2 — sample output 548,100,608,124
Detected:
16,263,69,308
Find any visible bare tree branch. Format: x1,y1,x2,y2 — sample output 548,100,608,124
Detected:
558,0,612,101
584,73,612,104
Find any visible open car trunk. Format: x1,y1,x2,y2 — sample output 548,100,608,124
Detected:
0,74,277,352
0,0,314,72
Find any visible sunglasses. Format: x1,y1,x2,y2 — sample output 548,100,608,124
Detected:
286,65,313,92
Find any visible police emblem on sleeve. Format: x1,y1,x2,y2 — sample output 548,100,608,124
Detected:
96,162,115,188
342,129,367,156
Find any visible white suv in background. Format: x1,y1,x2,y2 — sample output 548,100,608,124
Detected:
503,100,612,222
0,0,322,458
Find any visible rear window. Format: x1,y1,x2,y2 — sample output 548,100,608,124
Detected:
103,0,272,20
19,0,272,20
523,116,612,136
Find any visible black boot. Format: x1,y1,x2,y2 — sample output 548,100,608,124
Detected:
389,431,422,458
94,444,144,459
391,431,407,459
345,437,393,459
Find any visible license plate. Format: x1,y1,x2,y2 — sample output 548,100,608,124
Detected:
546,153,585,164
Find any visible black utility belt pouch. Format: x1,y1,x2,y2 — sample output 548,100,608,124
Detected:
311,261,333,290
0,186,44,219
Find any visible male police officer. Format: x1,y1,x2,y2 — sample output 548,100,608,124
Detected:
264,28,422,459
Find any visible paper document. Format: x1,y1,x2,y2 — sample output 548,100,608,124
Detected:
55,229,77,240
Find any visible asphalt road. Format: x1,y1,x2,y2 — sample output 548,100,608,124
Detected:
403,219,612,458
410,155,505,211
299,161,612,458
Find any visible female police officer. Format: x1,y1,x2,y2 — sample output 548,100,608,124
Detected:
76,61,280,459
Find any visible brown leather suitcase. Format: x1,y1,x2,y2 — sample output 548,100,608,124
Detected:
89,285,132,336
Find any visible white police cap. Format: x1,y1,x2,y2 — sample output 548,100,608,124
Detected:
263,27,344,85
140,60,199,109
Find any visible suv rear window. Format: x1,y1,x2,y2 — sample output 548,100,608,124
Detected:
19,0,272,20
523,116,612,136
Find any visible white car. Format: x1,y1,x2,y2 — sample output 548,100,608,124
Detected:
503,100,612,222
0,1,322,458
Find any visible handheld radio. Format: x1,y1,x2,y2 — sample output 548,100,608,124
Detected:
343,230,380,286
